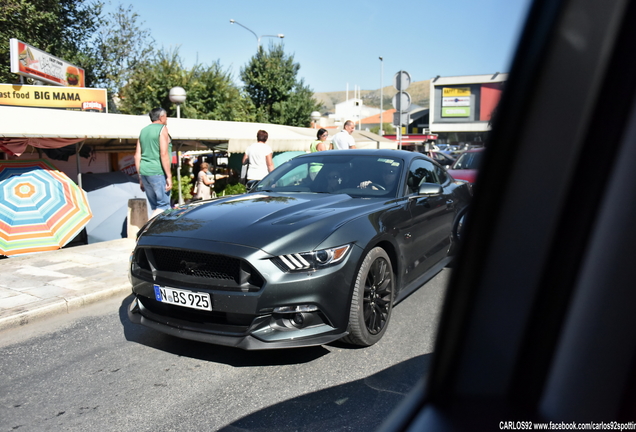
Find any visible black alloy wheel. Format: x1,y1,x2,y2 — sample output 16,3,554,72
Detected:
342,247,394,346
447,211,468,261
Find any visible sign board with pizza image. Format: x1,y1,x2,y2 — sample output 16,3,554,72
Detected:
10,38,85,87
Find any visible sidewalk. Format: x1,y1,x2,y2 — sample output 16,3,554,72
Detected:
0,238,136,332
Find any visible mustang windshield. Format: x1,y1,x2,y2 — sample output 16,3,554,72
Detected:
253,154,404,197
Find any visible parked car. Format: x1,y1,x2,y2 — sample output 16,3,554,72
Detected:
128,150,472,350
423,151,456,168
436,143,448,151
446,147,484,183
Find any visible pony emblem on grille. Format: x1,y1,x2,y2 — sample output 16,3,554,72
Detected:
180,260,204,275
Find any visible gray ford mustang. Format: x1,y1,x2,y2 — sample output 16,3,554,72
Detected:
128,149,472,350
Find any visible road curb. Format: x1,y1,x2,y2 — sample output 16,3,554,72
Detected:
0,284,131,332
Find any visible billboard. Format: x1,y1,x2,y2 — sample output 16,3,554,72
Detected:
442,107,471,117
0,84,107,112
10,39,85,87
442,87,471,98
442,96,471,106
430,74,508,133
442,89,472,118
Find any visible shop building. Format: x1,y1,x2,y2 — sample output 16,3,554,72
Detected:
429,73,507,147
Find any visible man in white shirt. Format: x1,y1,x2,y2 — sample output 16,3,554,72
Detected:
332,120,357,150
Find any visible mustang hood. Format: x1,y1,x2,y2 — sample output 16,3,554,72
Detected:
141,192,385,254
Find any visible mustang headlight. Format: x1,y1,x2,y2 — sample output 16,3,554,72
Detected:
273,244,351,272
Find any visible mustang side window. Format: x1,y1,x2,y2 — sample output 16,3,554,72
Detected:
435,165,448,184
407,159,439,194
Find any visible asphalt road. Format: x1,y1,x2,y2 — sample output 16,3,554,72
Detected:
0,269,451,432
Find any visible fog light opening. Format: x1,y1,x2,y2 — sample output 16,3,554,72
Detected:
292,313,305,328
270,310,323,331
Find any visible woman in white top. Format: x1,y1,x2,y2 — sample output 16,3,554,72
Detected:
242,130,275,181
194,162,214,200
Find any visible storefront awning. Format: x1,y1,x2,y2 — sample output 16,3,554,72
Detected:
0,106,396,154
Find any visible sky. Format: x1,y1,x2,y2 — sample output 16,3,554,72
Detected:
102,0,532,94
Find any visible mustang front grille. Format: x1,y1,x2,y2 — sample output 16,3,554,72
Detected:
151,248,239,280
133,247,264,292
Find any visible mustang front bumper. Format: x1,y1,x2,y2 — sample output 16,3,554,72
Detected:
128,237,363,350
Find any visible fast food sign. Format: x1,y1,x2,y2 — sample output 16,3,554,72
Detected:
0,83,107,112
10,39,85,87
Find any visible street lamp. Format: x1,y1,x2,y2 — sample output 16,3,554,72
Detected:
169,86,187,205
379,57,384,136
310,111,321,129
169,86,186,119
229,19,284,49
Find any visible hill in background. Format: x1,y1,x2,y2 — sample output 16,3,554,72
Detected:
314,80,430,112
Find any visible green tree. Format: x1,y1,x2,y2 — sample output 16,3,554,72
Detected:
240,44,320,127
0,0,103,84
181,62,254,122
117,48,184,116
371,123,396,135
118,48,251,121
90,3,155,112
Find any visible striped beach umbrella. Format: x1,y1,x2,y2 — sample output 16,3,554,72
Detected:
0,159,92,256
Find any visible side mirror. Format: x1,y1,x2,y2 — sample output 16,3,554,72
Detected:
418,183,443,196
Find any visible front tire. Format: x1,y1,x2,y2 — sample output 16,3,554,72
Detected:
447,210,468,261
342,247,394,347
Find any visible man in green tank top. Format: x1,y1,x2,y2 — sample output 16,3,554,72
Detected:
134,108,173,216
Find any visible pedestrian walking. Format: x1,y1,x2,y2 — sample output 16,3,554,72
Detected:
134,107,173,217
331,120,357,150
242,130,275,181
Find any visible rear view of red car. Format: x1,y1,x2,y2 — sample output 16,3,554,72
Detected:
447,147,484,183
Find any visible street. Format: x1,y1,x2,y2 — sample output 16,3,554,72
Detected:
0,269,450,432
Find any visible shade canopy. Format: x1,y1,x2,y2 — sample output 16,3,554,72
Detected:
0,106,396,154
0,159,92,256
272,151,307,167
82,172,149,244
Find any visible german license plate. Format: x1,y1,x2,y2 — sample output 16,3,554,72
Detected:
153,284,212,311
